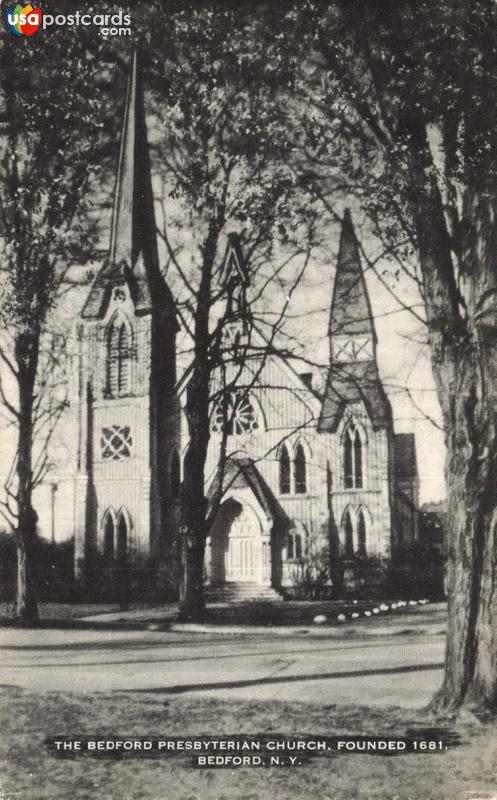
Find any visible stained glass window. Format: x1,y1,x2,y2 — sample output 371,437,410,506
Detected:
344,510,354,558
211,390,259,435
358,510,367,556
294,443,307,494
106,317,132,397
279,445,291,494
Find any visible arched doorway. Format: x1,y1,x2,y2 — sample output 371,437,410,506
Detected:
210,498,263,583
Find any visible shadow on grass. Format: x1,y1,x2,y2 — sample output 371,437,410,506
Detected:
0,616,176,633
125,661,445,696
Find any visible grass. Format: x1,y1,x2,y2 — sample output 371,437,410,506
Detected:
0,602,178,626
0,686,495,800
200,600,445,629
0,602,123,620
0,600,447,632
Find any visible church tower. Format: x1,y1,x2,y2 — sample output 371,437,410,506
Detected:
73,52,178,580
319,210,394,558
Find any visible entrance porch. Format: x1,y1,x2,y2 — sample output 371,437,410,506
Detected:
206,497,272,586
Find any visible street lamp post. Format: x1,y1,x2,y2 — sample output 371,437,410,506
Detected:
50,481,58,544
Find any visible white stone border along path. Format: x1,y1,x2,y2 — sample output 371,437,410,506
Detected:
314,598,431,626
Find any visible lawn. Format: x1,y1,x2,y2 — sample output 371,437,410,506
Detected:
0,600,447,632
0,686,495,800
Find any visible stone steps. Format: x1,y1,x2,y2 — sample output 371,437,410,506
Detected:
205,582,284,603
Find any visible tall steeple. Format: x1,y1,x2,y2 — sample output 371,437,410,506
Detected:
329,208,377,360
220,233,249,292
318,210,392,433
82,51,174,319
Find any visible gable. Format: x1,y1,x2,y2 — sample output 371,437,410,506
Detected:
319,361,392,433
207,457,287,525
176,333,322,435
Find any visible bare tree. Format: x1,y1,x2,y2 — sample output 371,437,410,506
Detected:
139,4,322,620
0,34,107,624
0,330,69,522
293,0,497,714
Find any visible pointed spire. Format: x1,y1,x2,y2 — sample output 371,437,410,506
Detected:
108,49,155,272
220,233,249,290
82,51,173,319
318,210,392,433
218,233,250,346
329,209,377,344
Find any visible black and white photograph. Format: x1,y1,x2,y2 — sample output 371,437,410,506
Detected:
0,1,496,798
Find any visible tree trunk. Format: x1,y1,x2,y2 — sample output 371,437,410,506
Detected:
177,220,221,622
176,390,210,620
13,331,40,626
433,354,497,714
178,534,207,620
415,188,497,715
14,515,39,626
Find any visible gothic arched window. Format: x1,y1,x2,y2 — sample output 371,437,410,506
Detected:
354,431,363,488
103,510,115,560
106,316,132,397
287,528,303,560
344,510,354,558
344,428,354,488
294,443,307,494
357,509,367,556
344,423,365,489
116,509,129,563
170,448,181,499
279,445,291,495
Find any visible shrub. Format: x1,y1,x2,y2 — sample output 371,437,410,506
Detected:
0,532,77,604
389,542,445,600
0,533,179,608
286,539,445,602
287,541,332,600
82,550,178,606
0,532,16,605
341,554,390,599
332,544,445,601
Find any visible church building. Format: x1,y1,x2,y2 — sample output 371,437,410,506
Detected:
69,55,419,600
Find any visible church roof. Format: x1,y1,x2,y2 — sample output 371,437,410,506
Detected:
82,51,175,320
329,209,377,342
319,361,392,433
207,456,287,525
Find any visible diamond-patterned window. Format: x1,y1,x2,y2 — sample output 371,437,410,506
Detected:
101,425,133,461
211,390,260,435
